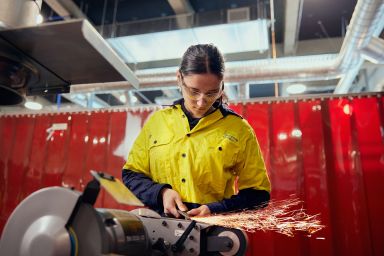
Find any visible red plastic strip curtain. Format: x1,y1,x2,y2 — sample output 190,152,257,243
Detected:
0,93,383,256
1,115,36,229
297,100,333,256
0,116,16,229
21,115,52,202
349,97,384,256
325,98,373,255
229,94,384,256
103,110,128,210
61,113,89,192
242,102,274,256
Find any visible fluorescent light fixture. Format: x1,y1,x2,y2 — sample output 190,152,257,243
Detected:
24,101,43,110
194,19,269,53
108,20,269,63
287,84,306,94
108,30,194,63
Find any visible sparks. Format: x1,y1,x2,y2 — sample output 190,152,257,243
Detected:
192,197,325,237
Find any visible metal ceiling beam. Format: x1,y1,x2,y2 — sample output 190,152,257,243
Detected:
167,0,194,14
43,0,87,20
167,0,194,29
43,0,69,18
283,0,303,55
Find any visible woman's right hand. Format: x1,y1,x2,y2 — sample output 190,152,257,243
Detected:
161,188,187,218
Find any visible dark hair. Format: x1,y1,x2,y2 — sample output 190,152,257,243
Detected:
179,44,225,79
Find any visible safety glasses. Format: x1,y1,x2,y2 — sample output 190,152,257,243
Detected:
179,73,223,101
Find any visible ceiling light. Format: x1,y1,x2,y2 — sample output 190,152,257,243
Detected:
24,101,42,110
119,94,127,103
36,14,43,24
131,95,138,103
287,84,306,94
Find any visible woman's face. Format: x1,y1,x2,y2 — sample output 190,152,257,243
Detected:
178,72,223,118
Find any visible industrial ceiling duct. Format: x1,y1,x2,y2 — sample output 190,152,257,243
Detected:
360,37,384,64
334,0,384,93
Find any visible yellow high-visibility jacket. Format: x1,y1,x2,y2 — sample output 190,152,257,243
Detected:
123,103,270,205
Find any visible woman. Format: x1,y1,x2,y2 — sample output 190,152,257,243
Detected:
122,44,270,218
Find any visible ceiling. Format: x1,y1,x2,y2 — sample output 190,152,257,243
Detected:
2,0,383,111
69,0,355,42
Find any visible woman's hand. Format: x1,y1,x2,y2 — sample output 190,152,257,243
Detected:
187,205,211,217
161,188,187,218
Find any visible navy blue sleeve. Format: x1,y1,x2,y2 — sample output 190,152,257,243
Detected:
206,188,270,213
122,169,172,212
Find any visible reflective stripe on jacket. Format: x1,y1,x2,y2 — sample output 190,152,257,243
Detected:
123,103,271,205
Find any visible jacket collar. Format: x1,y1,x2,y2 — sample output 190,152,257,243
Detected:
171,98,243,119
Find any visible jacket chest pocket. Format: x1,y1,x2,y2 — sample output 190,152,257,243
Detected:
192,137,238,201
148,134,173,182
202,135,239,170
194,135,239,195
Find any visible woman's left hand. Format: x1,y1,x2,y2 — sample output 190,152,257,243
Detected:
187,205,211,217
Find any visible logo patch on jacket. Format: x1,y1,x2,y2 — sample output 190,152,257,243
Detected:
223,133,238,142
